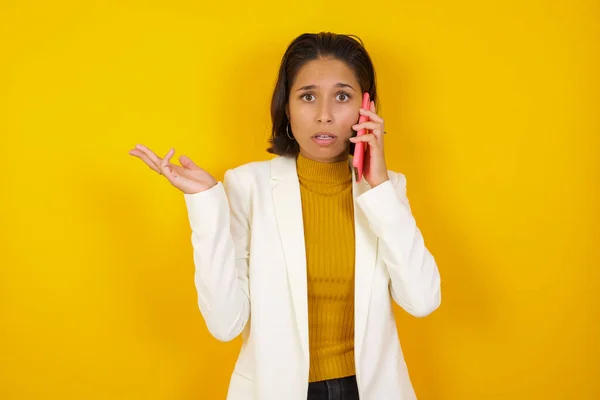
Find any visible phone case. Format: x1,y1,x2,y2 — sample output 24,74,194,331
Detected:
352,92,371,182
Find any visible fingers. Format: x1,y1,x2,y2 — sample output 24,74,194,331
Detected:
353,121,383,135
350,133,378,145
359,106,383,124
354,103,384,137
351,131,385,150
160,148,175,177
128,148,161,174
134,144,164,167
129,145,201,180
179,155,200,170
164,163,185,180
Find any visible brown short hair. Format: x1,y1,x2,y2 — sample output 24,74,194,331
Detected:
266,32,378,157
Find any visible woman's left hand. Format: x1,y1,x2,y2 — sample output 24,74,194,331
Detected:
350,100,389,188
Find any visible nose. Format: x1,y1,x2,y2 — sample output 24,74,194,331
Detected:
317,100,333,123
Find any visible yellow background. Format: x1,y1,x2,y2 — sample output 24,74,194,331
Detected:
1,1,598,399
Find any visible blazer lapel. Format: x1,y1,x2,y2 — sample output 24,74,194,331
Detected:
350,164,378,362
270,155,378,364
271,155,310,363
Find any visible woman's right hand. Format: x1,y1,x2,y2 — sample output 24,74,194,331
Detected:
128,144,218,195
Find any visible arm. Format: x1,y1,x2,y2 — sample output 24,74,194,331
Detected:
183,168,250,341
356,172,441,317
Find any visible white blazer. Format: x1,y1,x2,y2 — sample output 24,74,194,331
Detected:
183,155,441,400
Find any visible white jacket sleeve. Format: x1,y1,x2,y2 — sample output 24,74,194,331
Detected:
183,168,251,341
355,172,441,317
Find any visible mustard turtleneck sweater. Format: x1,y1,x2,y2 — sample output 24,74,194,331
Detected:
296,152,356,383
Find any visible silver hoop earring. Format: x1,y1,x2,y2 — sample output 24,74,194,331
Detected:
286,122,295,140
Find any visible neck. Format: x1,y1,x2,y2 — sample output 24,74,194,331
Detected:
296,152,351,185
299,148,350,164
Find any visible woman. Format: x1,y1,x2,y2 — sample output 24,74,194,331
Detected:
129,32,441,400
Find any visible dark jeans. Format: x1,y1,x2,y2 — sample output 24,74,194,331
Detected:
307,375,359,400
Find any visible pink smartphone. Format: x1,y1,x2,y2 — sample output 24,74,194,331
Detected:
352,92,371,182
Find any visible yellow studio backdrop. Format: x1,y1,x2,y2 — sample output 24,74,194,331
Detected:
1,1,598,399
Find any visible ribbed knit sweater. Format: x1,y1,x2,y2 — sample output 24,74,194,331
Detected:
296,153,356,382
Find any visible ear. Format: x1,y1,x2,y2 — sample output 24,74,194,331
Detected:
285,104,289,120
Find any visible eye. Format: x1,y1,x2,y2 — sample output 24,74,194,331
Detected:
301,93,315,102
336,91,352,102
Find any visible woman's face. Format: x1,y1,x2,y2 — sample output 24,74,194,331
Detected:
286,57,362,163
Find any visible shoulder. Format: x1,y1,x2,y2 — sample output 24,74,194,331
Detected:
226,157,275,181
223,156,280,194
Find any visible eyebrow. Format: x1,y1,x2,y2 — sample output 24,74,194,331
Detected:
296,82,355,92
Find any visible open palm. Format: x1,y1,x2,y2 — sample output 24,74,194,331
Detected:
128,144,217,195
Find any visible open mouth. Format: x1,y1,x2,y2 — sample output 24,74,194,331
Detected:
313,132,336,139
312,133,337,146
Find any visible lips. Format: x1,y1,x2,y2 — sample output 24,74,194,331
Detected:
312,132,336,138
312,133,338,147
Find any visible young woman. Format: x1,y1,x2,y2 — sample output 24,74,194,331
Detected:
129,32,441,400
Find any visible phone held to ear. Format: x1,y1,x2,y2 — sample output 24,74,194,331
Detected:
352,92,370,182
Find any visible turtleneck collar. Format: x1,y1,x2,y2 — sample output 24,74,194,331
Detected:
296,152,352,185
